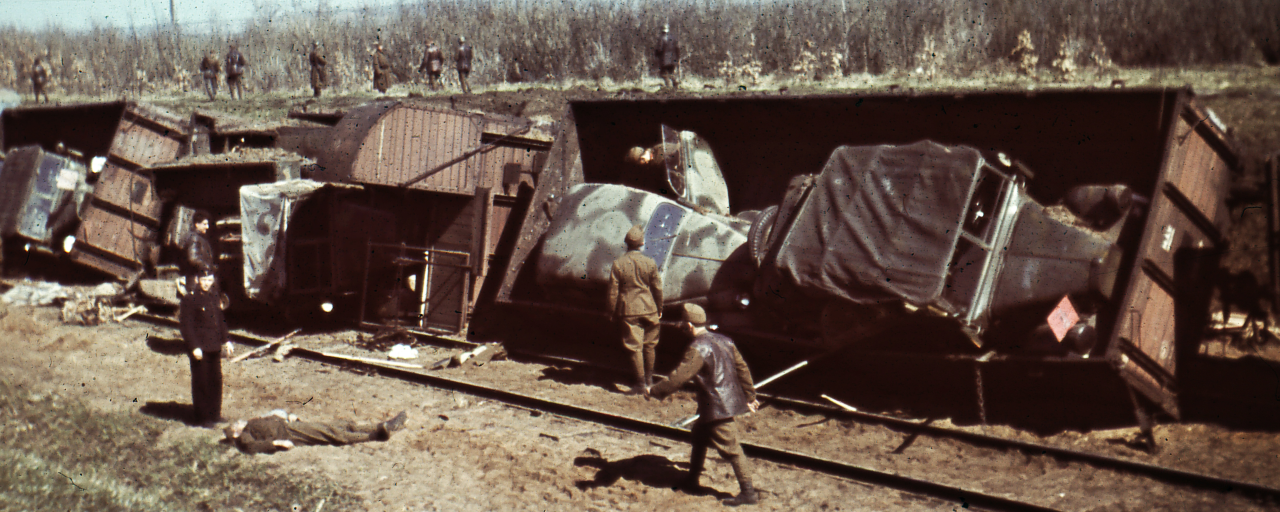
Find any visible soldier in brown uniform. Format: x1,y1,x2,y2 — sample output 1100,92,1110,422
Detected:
309,41,327,97
224,409,407,454
373,43,392,93
454,36,473,94
199,52,221,100
225,43,247,100
607,224,663,395
31,57,50,104
650,304,760,506
418,40,444,91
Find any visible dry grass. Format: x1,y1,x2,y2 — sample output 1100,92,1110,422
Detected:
0,379,359,511
2,0,1277,98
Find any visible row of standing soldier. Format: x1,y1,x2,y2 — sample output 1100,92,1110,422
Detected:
28,24,672,103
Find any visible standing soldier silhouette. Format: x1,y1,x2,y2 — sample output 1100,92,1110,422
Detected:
31,57,50,104
309,41,327,98
455,36,473,94
372,43,392,94
418,40,445,91
656,24,680,90
200,51,221,101
225,43,247,100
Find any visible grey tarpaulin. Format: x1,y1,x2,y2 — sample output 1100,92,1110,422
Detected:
770,141,980,305
239,179,325,302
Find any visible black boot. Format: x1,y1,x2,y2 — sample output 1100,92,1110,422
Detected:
722,456,759,506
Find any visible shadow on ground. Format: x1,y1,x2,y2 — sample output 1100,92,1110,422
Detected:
538,365,630,393
139,400,212,427
146,335,188,356
573,451,732,499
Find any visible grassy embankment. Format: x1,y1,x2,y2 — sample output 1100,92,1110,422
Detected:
0,380,359,511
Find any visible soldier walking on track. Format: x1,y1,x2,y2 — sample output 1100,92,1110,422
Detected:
650,304,761,506
608,225,663,396
31,57,50,104
309,41,327,98
181,270,234,427
200,52,221,101
455,36,473,94
373,43,392,94
225,43,247,100
419,40,445,91
656,24,680,90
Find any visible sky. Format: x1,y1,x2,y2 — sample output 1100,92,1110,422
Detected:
1,0,395,32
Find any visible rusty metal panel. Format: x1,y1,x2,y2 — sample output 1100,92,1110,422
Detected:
92,162,161,223
72,202,157,277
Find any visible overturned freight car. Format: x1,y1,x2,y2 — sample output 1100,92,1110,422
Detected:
495,88,1236,421
1,102,188,278
245,101,553,333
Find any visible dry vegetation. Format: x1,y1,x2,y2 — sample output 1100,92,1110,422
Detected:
2,0,1278,96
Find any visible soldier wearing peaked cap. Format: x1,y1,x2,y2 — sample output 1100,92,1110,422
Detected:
607,224,663,396
650,303,761,506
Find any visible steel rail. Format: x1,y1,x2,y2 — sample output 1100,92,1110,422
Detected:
133,312,1053,512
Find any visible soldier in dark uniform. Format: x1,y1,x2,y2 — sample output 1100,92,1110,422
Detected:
309,41,327,98
200,52,221,101
225,43,247,100
180,211,217,286
650,304,760,507
455,36,473,94
31,57,50,104
180,270,233,427
224,409,407,454
607,225,663,395
418,40,444,91
655,24,680,90
373,43,392,93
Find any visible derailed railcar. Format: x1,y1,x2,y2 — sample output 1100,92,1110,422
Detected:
494,88,1236,421
250,101,553,332
1,102,188,278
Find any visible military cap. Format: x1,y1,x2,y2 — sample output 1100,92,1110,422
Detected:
625,146,646,164
682,303,707,326
625,224,645,248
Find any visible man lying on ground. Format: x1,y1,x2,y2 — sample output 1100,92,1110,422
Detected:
224,409,407,454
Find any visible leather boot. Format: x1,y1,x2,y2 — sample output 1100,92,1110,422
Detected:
722,456,759,506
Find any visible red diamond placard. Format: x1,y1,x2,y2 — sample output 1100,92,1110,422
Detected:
1047,295,1079,342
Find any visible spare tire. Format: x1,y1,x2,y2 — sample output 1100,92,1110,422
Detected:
747,205,778,268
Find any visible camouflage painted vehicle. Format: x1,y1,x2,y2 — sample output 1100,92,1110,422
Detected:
536,139,1133,356
536,183,755,310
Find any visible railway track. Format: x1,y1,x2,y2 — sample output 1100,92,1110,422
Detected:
132,312,1280,510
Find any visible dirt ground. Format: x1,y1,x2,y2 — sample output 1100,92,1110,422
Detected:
2,295,1279,511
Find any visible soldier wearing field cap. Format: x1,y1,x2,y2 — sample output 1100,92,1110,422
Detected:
607,224,663,395
650,303,760,506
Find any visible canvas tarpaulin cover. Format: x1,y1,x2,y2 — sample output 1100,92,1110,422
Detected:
771,141,981,305
240,179,325,302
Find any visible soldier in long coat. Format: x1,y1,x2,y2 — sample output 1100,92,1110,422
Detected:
650,304,760,506
200,52,221,100
309,41,327,97
373,44,392,93
656,24,680,90
418,40,444,91
455,36,473,94
607,225,664,395
180,270,233,427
